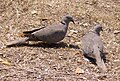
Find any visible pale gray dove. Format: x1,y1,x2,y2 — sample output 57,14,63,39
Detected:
6,15,75,46
81,24,107,72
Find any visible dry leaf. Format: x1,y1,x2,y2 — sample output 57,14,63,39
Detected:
31,10,37,15
75,67,84,74
0,58,11,66
114,30,120,34
0,58,4,62
77,59,83,65
73,51,82,56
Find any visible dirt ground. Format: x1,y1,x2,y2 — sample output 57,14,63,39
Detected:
0,0,120,81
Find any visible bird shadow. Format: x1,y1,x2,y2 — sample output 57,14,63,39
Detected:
84,52,108,65
6,42,80,49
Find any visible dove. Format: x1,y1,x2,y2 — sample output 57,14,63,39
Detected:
6,15,75,46
81,24,107,72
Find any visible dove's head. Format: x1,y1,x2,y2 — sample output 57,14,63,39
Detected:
61,15,75,25
93,24,103,35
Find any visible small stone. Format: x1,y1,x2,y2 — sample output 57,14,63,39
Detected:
31,10,38,15
75,67,84,74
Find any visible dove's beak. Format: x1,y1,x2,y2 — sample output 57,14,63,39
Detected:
71,20,75,24
101,28,103,31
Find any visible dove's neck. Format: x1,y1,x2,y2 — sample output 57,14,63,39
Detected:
61,20,70,27
91,30,100,36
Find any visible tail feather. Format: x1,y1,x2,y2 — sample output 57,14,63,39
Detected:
96,59,107,72
6,37,29,46
95,52,107,72
93,46,107,72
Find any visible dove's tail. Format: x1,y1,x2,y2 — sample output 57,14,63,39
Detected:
93,46,107,72
6,37,29,46
96,59,107,72
95,53,107,72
